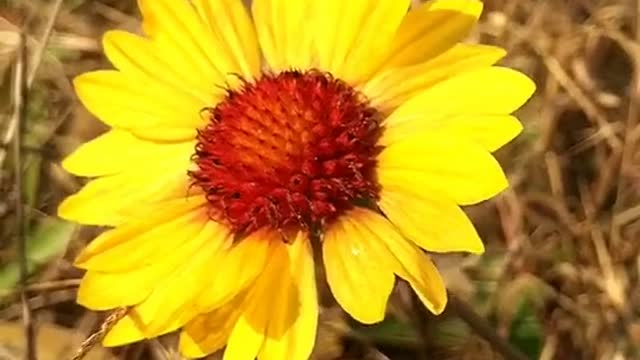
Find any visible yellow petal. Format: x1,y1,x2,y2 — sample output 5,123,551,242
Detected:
180,295,246,358
378,128,509,205
103,314,145,346
193,0,261,78
384,67,536,129
62,130,194,177
223,239,292,360
259,233,318,360
78,270,151,311
194,229,273,313
252,0,313,71
362,44,506,112
74,70,206,134
313,0,411,83
102,30,213,104
77,220,225,310
58,145,192,226
323,216,395,324
128,232,230,336
131,126,198,142
346,208,448,314
104,306,185,346
378,189,483,253
223,309,266,360
380,0,483,69
73,196,207,272
103,228,229,346
138,0,242,86
193,233,317,360
382,114,523,152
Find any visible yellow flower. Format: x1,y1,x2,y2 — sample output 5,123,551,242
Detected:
59,0,535,358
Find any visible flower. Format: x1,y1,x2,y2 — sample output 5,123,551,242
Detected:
59,0,535,359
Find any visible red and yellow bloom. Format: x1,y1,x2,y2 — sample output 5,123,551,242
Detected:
59,0,535,358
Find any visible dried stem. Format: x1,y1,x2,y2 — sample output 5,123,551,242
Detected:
23,278,81,292
614,0,640,213
71,307,129,360
9,2,66,358
2,0,65,163
27,0,64,88
13,31,35,360
448,293,529,360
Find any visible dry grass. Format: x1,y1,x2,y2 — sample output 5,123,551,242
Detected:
1,0,639,359
475,1,640,358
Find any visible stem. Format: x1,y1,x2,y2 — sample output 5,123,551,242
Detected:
13,31,36,360
448,293,529,360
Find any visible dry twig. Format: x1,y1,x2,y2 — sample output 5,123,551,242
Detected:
71,307,129,360
448,293,529,360
12,30,34,360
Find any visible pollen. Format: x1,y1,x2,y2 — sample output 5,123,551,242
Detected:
189,70,383,234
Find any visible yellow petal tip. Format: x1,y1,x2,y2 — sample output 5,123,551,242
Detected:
179,334,208,359
466,240,485,254
430,0,484,17
72,254,90,269
57,196,78,222
349,310,386,325
496,67,537,106
61,152,87,176
102,315,146,347
429,294,448,315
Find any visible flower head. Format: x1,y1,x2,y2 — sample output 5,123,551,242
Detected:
190,70,383,234
59,0,535,359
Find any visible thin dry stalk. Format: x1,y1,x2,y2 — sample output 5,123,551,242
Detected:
23,278,81,292
614,0,640,214
71,307,129,360
2,0,65,163
12,31,35,360
449,293,529,360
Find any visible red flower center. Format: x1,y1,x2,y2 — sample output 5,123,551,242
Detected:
190,70,383,234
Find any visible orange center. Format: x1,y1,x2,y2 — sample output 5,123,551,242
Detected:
190,70,383,234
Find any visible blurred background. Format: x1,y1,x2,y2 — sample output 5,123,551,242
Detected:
1,0,639,359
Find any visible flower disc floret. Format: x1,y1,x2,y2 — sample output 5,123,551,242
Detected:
190,70,383,233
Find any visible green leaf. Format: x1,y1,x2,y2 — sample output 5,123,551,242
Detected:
508,299,543,359
352,316,471,350
353,318,421,348
0,218,76,295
